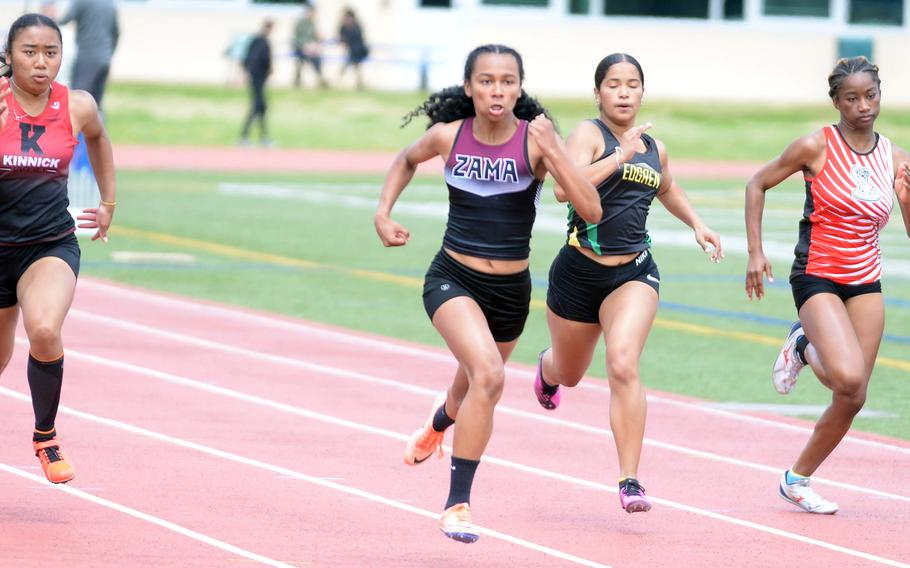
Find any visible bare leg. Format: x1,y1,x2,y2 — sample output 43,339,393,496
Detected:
541,307,600,388
792,293,882,476
599,282,658,479
432,297,512,460
0,305,19,376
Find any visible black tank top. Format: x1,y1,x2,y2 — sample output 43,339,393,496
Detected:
566,119,661,255
441,117,542,260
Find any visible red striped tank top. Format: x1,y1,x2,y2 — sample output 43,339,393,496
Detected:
791,125,894,284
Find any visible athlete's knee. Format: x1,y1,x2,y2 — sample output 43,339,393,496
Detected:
833,378,867,412
467,362,505,403
549,363,584,388
24,322,61,353
606,353,640,388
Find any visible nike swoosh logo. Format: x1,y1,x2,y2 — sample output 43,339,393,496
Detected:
646,274,660,283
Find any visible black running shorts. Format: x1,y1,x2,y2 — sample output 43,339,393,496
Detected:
0,233,81,308
790,273,881,311
547,246,659,324
422,249,531,343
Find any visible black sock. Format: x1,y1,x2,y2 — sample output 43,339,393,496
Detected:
445,457,480,509
28,354,64,439
431,402,455,432
794,335,810,365
541,378,559,395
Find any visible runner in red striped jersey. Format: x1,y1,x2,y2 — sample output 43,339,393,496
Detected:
745,56,910,514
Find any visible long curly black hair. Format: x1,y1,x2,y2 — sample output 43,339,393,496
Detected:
402,44,551,128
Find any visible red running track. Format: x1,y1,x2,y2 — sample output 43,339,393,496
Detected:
1,277,908,567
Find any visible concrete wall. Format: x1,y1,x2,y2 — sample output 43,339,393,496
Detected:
1,0,908,104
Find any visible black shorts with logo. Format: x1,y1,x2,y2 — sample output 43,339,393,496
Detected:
0,233,81,308
790,273,881,311
547,245,659,324
422,249,531,343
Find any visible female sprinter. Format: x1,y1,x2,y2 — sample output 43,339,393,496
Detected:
0,13,116,484
374,44,601,543
746,56,909,514
532,53,723,514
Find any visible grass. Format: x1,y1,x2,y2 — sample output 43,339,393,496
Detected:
103,82,910,161
80,169,910,440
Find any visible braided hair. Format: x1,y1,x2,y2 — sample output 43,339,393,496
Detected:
402,44,551,128
828,56,880,100
1,13,62,78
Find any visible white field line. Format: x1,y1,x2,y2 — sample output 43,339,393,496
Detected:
0,383,906,568
76,278,910,456
0,461,295,568
215,184,910,278
56,311,910,503
0,387,610,568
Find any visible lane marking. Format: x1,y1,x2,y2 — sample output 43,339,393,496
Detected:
76,278,910,449
64,296,910,459
0,386,905,567
0,387,611,568
0,462,295,568
21,335,910,505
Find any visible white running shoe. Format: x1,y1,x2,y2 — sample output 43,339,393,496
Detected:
778,471,838,514
772,322,806,394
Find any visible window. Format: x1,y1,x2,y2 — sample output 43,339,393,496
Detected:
849,0,903,25
604,0,709,18
724,0,744,19
763,0,829,17
569,0,590,14
482,0,548,5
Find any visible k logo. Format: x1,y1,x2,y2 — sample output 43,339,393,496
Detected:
850,164,880,202
19,123,45,155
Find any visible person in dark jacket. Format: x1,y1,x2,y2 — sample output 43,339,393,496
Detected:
240,20,273,146
338,7,367,90
56,0,118,109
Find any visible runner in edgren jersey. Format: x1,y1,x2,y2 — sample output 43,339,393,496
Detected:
746,56,910,514
531,53,723,515
0,13,116,484
374,44,601,543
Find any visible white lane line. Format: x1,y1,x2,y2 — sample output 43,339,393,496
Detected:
76,278,910,456
0,387,610,568
0,385,905,568
0,462,295,568
42,324,910,504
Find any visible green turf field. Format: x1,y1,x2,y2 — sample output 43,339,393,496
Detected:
80,169,910,440
104,82,910,161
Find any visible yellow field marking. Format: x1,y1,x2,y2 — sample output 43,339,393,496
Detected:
114,225,909,373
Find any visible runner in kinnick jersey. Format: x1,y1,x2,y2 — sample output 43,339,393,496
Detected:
0,13,116,484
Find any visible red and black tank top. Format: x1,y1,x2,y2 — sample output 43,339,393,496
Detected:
0,81,77,245
791,125,894,285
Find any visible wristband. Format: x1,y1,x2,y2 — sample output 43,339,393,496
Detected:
100,199,117,207
613,146,624,169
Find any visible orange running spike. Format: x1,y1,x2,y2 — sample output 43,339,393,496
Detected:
34,438,75,484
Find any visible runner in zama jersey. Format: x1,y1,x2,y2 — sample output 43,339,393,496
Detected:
374,44,600,543
0,13,116,486
792,124,894,284
442,115,541,260
746,56,910,516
